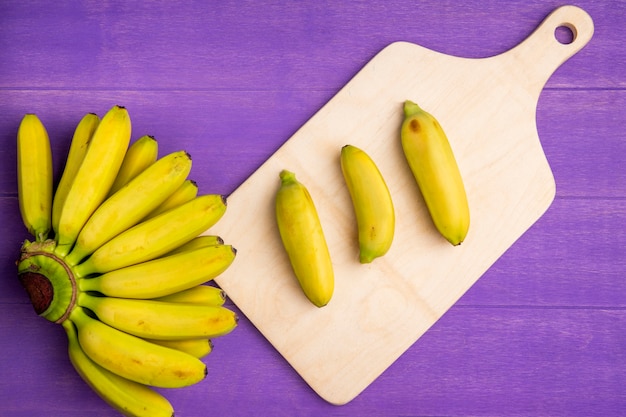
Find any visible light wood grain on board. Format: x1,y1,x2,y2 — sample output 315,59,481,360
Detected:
211,5,594,405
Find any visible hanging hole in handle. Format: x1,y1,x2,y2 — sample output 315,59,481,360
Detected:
555,24,576,44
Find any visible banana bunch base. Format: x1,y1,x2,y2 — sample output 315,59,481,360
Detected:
16,106,237,417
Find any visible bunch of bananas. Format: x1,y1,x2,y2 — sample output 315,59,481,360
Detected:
275,99,469,307
16,105,238,417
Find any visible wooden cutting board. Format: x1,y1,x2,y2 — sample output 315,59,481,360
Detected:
211,5,594,405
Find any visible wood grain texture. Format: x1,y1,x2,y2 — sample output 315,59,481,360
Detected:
0,1,624,416
210,5,593,405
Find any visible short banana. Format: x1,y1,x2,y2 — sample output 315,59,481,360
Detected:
73,194,227,276
62,320,175,417
70,307,207,388
275,170,334,307
17,114,53,242
64,150,192,266
55,105,132,256
144,178,198,220
78,293,238,340
108,135,159,196
52,113,100,237
78,244,236,298
340,144,395,263
401,100,470,246
165,234,224,256
146,338,213,359
154,284,226,306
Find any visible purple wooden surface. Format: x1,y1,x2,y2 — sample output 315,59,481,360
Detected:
1,1,624,416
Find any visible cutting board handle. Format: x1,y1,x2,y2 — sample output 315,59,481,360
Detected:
502,5,594,97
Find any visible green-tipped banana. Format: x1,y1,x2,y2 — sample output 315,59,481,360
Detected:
62,321,175,417
154,284,227,306
78,293,238,340
55,105,132,256
340,145,395,263
146,338,213,359
64,150,192,266
108,135,159,196
70,307,207,388
73,194,227,276
275,170,334,307
144,178,198,220
17,114,53,242
52,113,100,237
78,244,236,298
401,100,470,246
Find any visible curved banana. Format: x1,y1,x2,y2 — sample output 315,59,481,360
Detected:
52,113,100,237
17,114,53,242
401,100,470,246
165,234,224,256
78,244,236,298
275,170,334,307
146,338,213,359
340,144,395,263
70,307,207,388
78,293,238,340
62,320,175,417
108,135,159,196
144,178,198,220
73,194,227,276
154,284,226,306
55,105,132,256
65,150,192,266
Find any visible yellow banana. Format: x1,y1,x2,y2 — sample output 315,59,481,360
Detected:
69,307,207,388
165,234,224,256
275,170,334,307
73,194,227,276
64,150,192,266
146,338,213,359
17,114,53,242
144,178,198,220
340,144,395,263
108,135,158,196
154,284,226,306
78,244,236,298
52,113,100,237
62,320,175,417
55,105,132,256
78,293,238,340
401,100,470,246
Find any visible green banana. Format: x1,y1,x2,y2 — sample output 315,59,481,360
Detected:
78,244,236,298
55,105,132,256
17,114,53,242
340,144,395,263
52,113,100,237
275,170,334,307
108,134,159,196
70,307,207,388
62,320,175,417
78,293,238,340
64,150,192,266
401,100,470,246
73,194,227,276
